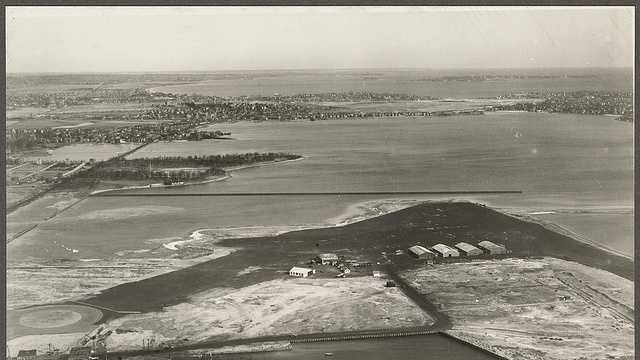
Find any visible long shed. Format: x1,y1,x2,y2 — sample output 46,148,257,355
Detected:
477,240,507,255
430,244,460,258
454,242,483,257
407,245,436,260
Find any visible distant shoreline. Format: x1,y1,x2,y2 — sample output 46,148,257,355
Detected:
89,156,305,196
506,211,633,261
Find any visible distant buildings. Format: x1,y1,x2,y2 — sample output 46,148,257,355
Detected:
317,253,339,265
407,245,436,261
430,244,460,258
16,350,37,360
68,347,93,360
454,242,483,257
289,267,314,278
477,241,507,255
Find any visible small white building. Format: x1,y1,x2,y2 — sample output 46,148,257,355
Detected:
430,243,460,258
289,267,314,277
317,253,339,265
372,271,382,278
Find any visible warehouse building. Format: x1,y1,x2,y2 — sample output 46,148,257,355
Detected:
454,242,483,257
16,350,37,360
407,245,436,260
477,240,507,255
430,243,460,258
317,253,339,265
289,267,315,277
68,347,92,360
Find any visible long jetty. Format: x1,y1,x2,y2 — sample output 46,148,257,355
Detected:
92,190,523,197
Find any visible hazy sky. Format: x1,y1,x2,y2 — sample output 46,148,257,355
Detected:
6,6,634,73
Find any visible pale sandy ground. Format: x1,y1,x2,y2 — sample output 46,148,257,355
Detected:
401,257,634,360
96,276,433,351
76,205,185,221
8,194,425,310
7,249,234,310
8,198,421,309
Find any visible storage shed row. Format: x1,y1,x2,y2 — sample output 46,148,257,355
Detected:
408,245,436,260
408,241,508,260
477,240,508,255
430,243,460,258
454,242,483,256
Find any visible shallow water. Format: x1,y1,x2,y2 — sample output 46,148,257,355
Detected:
7,112,633,262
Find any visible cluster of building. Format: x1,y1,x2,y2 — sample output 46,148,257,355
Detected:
142,100,331,123
407,240,508,262
247,91,435,102
289,253,359,278
489,91,633,117
12,346,98,360
6,123,230,152
310,109,483,120
7,88,156,109
141,94,486,124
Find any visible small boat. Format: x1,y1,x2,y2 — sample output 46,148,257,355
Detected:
324,353,334,357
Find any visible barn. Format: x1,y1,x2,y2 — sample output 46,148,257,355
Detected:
430,243,460,258
477,240,507,255
454,242,483,257
289,267,314,277
407,245,436,260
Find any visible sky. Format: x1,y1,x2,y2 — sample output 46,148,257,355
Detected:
5,6,635,73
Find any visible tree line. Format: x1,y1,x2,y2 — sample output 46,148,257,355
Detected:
81,152,301,182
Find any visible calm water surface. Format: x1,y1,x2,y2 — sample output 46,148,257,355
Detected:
222,335,498,360
7,113,633,261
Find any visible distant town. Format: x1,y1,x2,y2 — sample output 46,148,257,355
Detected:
8,89,632,156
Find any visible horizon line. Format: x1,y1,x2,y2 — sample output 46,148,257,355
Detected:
6,66,633,76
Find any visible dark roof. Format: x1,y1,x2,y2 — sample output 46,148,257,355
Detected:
69,347,92,356
17,350,37,357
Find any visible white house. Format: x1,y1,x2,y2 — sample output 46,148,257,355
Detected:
289,267,314,277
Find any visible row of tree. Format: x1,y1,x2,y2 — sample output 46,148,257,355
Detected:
82,152,301,182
